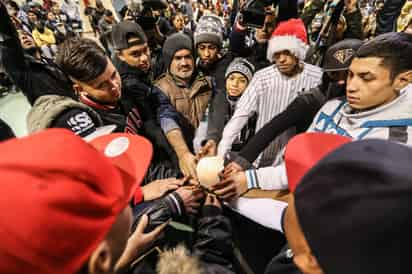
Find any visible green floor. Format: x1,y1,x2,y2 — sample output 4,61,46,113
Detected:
0,92,31,137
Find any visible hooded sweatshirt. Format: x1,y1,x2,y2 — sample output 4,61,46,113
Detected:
307,84,412,142
245,84,412,191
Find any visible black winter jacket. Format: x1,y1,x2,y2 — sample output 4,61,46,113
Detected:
0,3,75,105
207,91,256,152
114,58,182,168
229,26,270,71
198,52,234,95
131,201,236,274
51,99,180,181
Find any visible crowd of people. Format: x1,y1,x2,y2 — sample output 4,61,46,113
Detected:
1,0,412,273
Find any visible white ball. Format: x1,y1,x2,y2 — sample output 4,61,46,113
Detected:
196,156,224,189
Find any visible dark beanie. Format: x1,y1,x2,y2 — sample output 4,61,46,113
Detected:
294,139,412,274
162,33,193,70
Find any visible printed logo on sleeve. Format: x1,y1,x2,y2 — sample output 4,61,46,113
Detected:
67,111,95,135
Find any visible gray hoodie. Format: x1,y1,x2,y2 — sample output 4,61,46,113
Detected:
308,84,412,144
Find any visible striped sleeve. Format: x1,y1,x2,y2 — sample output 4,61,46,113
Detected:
246,162,288,190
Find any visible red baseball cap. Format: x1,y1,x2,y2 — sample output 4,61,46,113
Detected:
285,133,351,192
0,128,152,274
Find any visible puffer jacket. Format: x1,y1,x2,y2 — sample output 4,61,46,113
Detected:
155,71,213,136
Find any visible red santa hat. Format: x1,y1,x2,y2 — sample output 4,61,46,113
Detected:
266,18,309,63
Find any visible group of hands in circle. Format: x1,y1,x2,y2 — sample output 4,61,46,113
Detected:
123,139,248,268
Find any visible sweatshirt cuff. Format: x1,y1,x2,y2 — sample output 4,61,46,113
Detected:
166,192,185,216
160,117,180,134
246,169,260,190
254,164,289,190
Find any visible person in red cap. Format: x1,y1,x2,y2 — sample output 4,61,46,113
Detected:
0,129,168,274
217,18,323,169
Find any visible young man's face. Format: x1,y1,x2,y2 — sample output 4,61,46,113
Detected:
51,5,60,14
346,57,399,110
6,4,18,16
17,29,36,50
273,50,299,76
173,15,185,31
170,49,194,81
74,59,122,105
284,195,324,274
197,42,219,66
118,41,151,73
226,72,248,97
47,11,56,21
27,11,38,23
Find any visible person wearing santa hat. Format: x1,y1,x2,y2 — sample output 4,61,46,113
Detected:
218,18,323,168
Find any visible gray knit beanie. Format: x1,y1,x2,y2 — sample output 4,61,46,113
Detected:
225,58,255,83
194,15,224,48
162,32,193,70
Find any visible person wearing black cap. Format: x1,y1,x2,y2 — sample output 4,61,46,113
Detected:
112,21,200,179
284,138,412,274
155,32,213,178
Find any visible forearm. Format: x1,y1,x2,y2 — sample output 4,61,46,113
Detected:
238,106,300,163
206,93,226,143
245,163,288,190
114,242,139,273
166,129,191,157
239,93,323,162
230,197,288,232
151,86,182,126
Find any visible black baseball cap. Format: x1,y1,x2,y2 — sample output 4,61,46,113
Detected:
323,39,363,72
111,21,147,50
